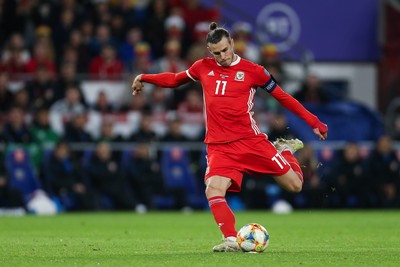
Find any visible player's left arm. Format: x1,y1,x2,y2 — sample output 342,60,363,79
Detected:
257,69,328,140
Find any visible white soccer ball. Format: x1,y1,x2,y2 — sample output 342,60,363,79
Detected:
237,223,269,253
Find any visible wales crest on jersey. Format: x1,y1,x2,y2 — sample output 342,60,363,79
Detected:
235,71,245,81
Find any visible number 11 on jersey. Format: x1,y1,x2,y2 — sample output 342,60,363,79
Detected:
215,80,227,95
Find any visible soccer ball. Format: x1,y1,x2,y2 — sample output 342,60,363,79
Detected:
237,223,269,253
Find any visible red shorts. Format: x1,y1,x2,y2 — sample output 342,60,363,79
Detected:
204,134,291,192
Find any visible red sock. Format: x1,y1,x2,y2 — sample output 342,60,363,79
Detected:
281,150,303,183
208,196,237,238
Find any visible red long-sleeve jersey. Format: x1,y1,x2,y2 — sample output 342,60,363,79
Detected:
141,56,321,144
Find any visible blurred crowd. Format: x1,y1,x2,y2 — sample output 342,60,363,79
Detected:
0,0,399,213
241,134,400,210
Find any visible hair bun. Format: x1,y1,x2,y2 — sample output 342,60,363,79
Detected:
209,22,218,31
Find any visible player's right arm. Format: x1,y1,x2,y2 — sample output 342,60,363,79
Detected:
132,60,203,95
131,72,192,95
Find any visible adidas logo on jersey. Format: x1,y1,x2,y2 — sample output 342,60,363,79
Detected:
208,71,215,76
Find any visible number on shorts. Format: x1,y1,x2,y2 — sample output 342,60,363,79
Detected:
272,153,288,169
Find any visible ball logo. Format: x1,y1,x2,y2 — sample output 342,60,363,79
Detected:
256,3,301,52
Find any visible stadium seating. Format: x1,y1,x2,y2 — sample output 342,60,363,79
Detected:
285,101,385,142
160,146,207,209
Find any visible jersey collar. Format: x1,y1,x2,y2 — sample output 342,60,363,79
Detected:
215,54,241,67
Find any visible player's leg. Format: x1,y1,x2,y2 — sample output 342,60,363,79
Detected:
273,168,302,192
206,175,241,252
272,138,304,192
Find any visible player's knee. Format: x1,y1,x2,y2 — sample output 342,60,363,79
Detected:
205,183,226,198
205,176,231,198
287,181,302,193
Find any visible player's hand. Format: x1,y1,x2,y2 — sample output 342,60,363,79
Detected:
312,120,328,140
132,74,144,95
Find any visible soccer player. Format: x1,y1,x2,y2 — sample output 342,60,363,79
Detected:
132,22,328,252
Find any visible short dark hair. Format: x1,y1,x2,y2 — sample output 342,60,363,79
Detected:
206,22,231,44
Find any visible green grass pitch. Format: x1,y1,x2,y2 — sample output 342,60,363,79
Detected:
1,210,399,266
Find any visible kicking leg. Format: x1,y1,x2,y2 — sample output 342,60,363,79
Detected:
273,138,304,192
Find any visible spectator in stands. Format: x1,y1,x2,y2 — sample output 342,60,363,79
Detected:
11,89,31,113
2,106,33,144
293,73,330,104
0,46,28,78
267,113,296,142
131,42,153,75
150,39,188,76
259,49,287,115
92,91,114,114
90,0,113,26
88,24,116,57
1,32,31,65
86,141,137,210
185,22,210,65
24,26,57,76
59,45,80,75
172,0,219,41
52,0,85,24
0,73,14,114
68,29,90,72
160,118,201,171
118,27,144,71
109,13,126,44
31,107,59,146
4,105,42,168
260,44,283,73
146,86,173,115
121,92,147,112
126,143,191,212
88,44,124,80
231,21,260,63
328,142,368,208
144,0,170,58
50,85,86,120
164,14,187,48
115,0,139,29
127,113,158,143
177,88,203,122
150,39,188,106
232,40,247,61
141,87,170,136
160,118,189,143
79,19,95,44
0,160,25,209
63,112,93,143
97,119,124,143
47,141,99,211
124,143,164,211
30,1,56,27
25,66,57,109
54,62,81,102
176,87,204,140
0,33,31,78
365,135,400,207
52,8,78,59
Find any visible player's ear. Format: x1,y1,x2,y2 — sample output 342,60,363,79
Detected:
207,46,212,56
230,38,234,48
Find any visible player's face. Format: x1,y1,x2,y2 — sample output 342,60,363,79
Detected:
207,37,236,67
